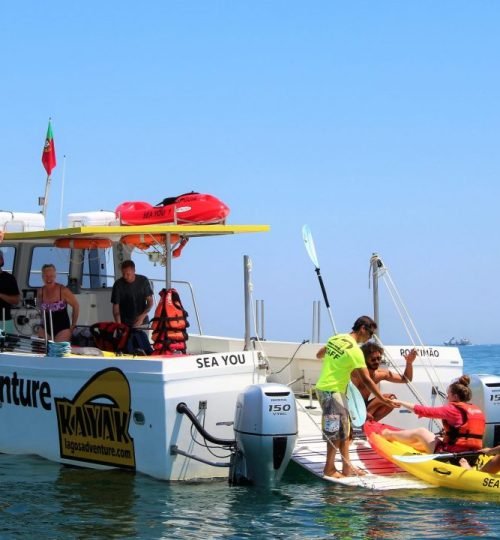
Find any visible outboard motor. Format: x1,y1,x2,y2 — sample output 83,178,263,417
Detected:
230,383,297,487
470,374,500,447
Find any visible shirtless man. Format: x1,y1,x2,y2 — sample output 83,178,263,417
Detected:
351,343,417,421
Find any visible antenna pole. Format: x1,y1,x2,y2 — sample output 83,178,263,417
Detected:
370,253,382,336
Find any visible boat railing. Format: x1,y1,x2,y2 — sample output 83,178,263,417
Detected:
149,278,203,336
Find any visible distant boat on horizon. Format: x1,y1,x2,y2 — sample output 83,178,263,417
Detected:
443,337,471,346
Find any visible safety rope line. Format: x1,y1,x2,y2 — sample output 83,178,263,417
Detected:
372,257,452,433
376,260,448,404
373,335,442,433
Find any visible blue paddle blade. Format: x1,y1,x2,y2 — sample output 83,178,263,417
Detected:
302,224,320,269
347,382,367,427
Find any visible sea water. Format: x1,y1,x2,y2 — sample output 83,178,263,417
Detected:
0,346,498,539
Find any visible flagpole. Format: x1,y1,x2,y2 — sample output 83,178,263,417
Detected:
42,174,51,218
59,155,67,228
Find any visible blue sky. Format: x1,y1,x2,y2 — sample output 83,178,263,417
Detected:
1,2,499,345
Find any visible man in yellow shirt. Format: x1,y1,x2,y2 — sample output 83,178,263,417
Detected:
316,315,396,478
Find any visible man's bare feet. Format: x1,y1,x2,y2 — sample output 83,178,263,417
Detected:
342,466,367,477
459,457,472,470
324,469,344,478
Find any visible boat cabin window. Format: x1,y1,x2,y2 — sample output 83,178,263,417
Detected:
29,247,71,287
0,246,16,273
28,246,115,290
81,248,115,289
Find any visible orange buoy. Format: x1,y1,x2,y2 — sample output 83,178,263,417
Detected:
54,237,113,249
120,234,180,251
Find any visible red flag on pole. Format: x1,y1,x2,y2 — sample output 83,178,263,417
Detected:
41,120,56,176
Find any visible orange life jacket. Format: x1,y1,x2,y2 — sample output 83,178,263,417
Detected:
90,322,130,353
151,288,189,355
442,402,485,451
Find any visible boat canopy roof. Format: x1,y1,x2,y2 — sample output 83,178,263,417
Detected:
3,223,270,244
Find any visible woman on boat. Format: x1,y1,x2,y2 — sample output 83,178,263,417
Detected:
381,375,485,454
37,264,80,342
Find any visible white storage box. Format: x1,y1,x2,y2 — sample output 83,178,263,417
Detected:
0,211,45,232
67,211,118,227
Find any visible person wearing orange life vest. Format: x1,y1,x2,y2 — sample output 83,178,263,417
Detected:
382,375,485,453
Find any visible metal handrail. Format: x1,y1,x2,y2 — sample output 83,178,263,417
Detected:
149,278,203,335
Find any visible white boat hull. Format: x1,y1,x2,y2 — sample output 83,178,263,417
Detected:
0,350,266,481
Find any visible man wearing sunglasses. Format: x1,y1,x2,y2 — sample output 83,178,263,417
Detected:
352,343,417,422
315,315,396,478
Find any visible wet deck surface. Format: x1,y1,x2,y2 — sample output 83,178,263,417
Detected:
293,398,433,491
292,434,434,490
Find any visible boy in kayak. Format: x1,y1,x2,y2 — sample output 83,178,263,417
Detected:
381,375,485,454
460,446,500,474
316,315,397,478
352,343,417,421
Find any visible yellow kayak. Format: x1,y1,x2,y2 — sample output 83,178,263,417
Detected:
364,421,500,494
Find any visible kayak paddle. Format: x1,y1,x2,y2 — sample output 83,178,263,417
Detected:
302,225,337,334
393,450,483,463
302,225,367,425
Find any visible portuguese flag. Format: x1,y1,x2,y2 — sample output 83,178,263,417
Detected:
41,120,56,176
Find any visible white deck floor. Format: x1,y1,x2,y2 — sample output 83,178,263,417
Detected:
292,397,434,491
